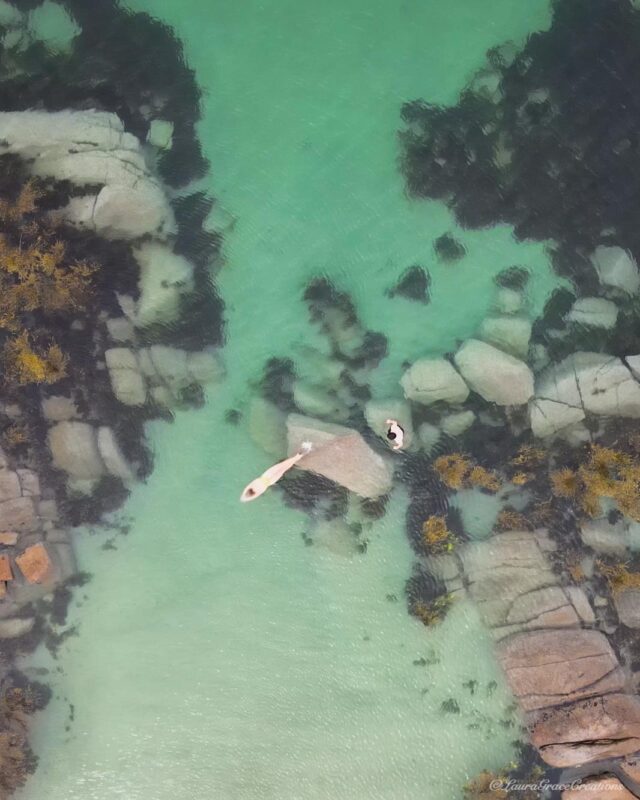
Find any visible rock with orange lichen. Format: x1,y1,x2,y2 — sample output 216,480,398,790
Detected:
15,543,54,584
0,555,12,583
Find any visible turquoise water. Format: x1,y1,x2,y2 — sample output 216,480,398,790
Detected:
18,1,559,798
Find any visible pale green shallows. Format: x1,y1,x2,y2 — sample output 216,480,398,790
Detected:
20,1,555,798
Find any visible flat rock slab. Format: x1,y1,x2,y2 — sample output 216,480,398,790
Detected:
531,352,640,437
459,530,588,637
529,694,640,767
287,414,393,498
497,629,625,711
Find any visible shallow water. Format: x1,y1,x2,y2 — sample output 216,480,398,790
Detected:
18,1,560,798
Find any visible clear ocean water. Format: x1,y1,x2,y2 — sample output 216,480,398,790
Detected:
17,1,561,798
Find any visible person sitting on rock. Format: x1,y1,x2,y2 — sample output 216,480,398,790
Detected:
385,419,405,450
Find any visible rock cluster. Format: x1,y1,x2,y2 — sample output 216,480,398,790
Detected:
442,526,640,776
0,442,74,633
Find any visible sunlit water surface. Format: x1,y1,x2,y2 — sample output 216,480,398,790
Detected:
18,1,560,798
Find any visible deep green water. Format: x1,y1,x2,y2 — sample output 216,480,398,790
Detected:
18,2,559,798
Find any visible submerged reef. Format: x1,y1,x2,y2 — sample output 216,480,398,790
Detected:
0,0,226,790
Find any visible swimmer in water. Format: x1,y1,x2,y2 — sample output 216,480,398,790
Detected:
385,419,405,450
240,441,313,502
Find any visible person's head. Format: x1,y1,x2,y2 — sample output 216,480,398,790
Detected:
240,479,267,502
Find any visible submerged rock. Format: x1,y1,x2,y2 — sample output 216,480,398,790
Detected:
580,517,630,557
400,358,469,405
134,242,195,327
566,297,618,329
47,421,104,480
387,266,431,303
495,287,524,315
105,348,147,406
28,2,80,52
439,409,475,437
433,233,465,262
478,315,531,359
614,589,640,629
293,381,349,421
417,422,441,454
454,339,533,406
286,414,393,498
592,246,640,295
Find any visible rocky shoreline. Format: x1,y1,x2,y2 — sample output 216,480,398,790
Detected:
0,1,227,793
240,2,640,798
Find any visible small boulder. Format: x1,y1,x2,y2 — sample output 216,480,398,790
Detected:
495,287,523,314
134,242,194,327
440,410,475,437
48,421,104,479
97,427,136,483
0,471,21,503
580,518,629,556
592,246,640,294
146,119,174,150
387,266,430,303
0,2,23,27
0,533,18,546
186,350,224,385
41,394,79,421
293,382,349,420
0,498,37,532
479,315,531,359
566,297,618,329
106,317,135,343
614,589,640,628
400,358,469,405
105,348,147,406
149,346,191,394
0,617,34,639
287,414,393,498
28,2,80,52
454,339,534,405
417,422,440,454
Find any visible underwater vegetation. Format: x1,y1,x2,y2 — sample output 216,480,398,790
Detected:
422,514,456,554
0,179,95,388
434,453,501,493
411,594,455,628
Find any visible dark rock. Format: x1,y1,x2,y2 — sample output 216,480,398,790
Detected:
434,233,466,263
387,266,431,303
495,266,530,290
